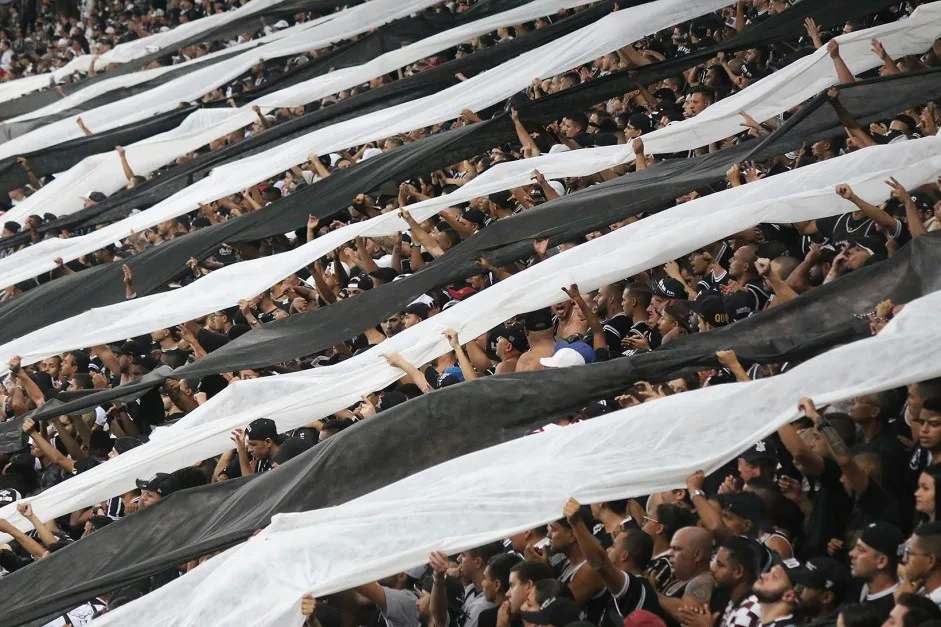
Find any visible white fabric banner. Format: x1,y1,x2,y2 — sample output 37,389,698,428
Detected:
0,136,938,544
2,0,607,223
92,286,941,627
0,0,332,104
2,7,940,365
0,0,449,160
0,0,740,287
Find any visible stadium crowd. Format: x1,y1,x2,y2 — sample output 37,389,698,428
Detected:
1,0,941,626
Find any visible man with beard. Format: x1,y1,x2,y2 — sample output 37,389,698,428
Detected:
593,282,630,355
678,536,761,627
381,312,406,339
546,509,606,622
749,564,801,627
620,283,657,356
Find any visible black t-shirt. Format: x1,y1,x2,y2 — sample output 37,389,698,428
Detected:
814,213,902,256
860,584,899,621
602,313,634,356
606,572,667,627
621,321,656,357
695,269,729,297
801,457,854,561
846,479,900,546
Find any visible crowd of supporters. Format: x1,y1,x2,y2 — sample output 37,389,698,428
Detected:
0,0,941,625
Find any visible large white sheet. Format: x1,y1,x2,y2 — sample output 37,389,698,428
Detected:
92,286,941,627
0,0,450,160
1,136,938,545
0,0,330,104
0,1,937,289
2,0,607,223
2,7,940,366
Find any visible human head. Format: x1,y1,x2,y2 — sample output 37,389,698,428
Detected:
643,502,697,544
670,526,713,580
915,398,941,454
836,604,884,627
849,522,905,581
622,282,653,317
244,418,281,461
459,542,504,584
594,283,624,319
752,564,799,609
737,439,778,482
135,472,178,508
683,86,715,118
884,593,941,627
848,390,895,425
380,312,405,338
787,556,850,616
508,560,554,614
481,553,522,603
902,522,941,584
916,464,941,520
403,302,430,328
608,528,654,572
712,536,761,593
719,492,766,538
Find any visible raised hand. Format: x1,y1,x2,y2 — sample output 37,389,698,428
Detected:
443,329,460,349
533,238,549,256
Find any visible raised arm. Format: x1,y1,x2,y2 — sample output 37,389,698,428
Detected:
886,177,926,238
564,498,627,594
9,357,45,408
801,397,867,494
383,353,433,393
115,146,136,183
835,183,900,231
444,329,478,382
827,40,856,85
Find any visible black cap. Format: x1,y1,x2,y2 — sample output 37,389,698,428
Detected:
86,191,107,202
693,295,729,327
135,472,178,496
118,339,148,356
520,597,582,627
785,557,850,602
720,492,766,525
495,323,529,353
246,418,280,442
894,113,917,132
858,522,906,561
523,307,554,332
740,439,777,463
114,437,143,454
403,302,430,320
627,112,652,133
0,488,21,505
348,274,373,290
3,221,21,233
663,299,695,333
724,290,756,322
652,277,687,300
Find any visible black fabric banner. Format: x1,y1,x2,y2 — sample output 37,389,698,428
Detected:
1,232,940,627
0,0,366,124
0,106,197,194
0,1,619,342
2,67,936,429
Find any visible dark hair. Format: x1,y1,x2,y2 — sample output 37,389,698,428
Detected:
88,515,114,530
467,541,504,565
655,503,698,541
897,593,941,627
625,282,652,310
914,521,941,559
618,528,654,570
487,553,522,593
66,350,91,374
320,418,354,435
718,536,761,583
838,604,885,627
565,111,589,132
916,377,941,403
688,85,716,105
510,560,554,585
71,373,94,390
603,498,630,516
534,579,564,605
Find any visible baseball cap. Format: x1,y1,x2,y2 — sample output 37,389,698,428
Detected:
724,290,756,322
785,557,849,602
360,147,383,161
623,610,668,627
377,391,408,413
523,307,554,332
348,274,373,290
245,418,280,442
540,347,586,369
118,339,148,356
3,221,20,233
403,302,430,320
0,488,21,505
519,597,582,627
740,439,777,464
693,295,729,327
720,492,766,525
496,323,529,353
437,366,465,388
652,277,687,300
627,112,652,133
858,522,906,561
554,340,595,364
114,437,142,454
135,472,178,496
663,300,695,333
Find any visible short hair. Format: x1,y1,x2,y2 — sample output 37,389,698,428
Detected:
689,85,716,105
88,515,113,530
565,111,588,132
618,528,654,570
625,282,652,309
838,604,884,627
66,350,90,374
534,579,564,605
602,498,630,516
897,593,941,627
914,521,941,559
486,553,521,593
822,412,856,447
655,503,698,541
718,536,761,583
71,373,94,390
510,559,554,585
467,541,504,565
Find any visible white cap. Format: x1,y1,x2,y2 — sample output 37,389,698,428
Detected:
360,147,383,161
57,38,68,47
548,144,570,154
547,180,565,197
273,19,290,29
105,26,116,34
328,153,342,167
539,348,585,369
